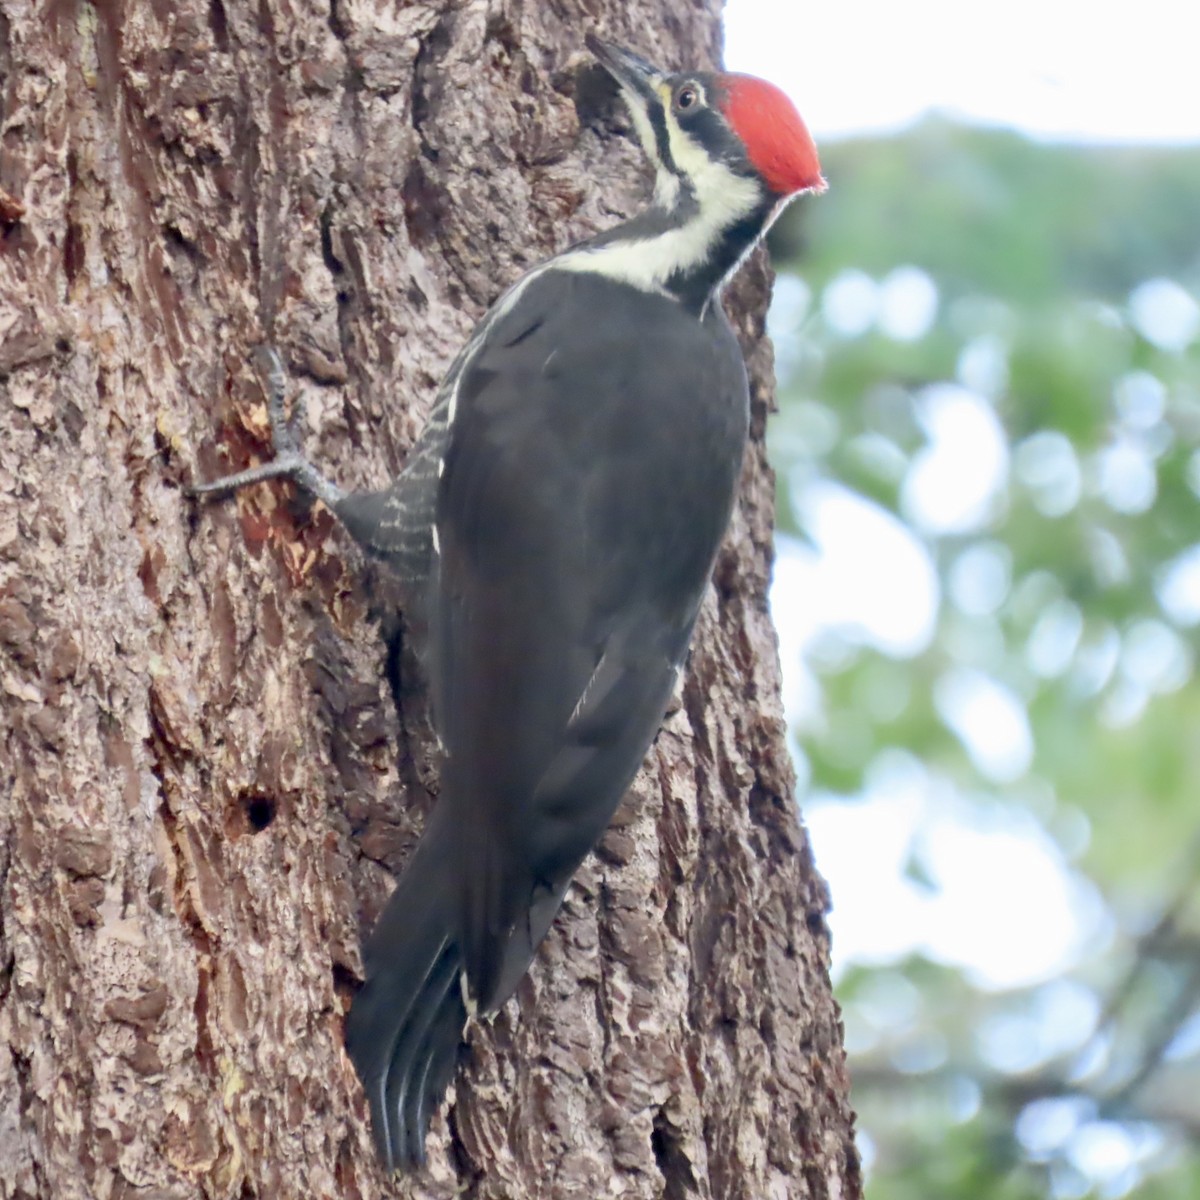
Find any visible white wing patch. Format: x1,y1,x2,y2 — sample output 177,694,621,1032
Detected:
443,262,555,430
568,650,612,729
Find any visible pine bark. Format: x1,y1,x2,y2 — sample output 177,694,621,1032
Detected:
0,1,860,1197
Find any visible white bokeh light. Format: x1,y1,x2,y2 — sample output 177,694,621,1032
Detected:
934,668,1033,783
948,542,1012,617
1113,370,1167,430
1015,431,1083,518
1120,619,1191,695
1018,1096,1095,1161
1157,544,1200,627
805,764,1103,988
1026,598,1084,679
878,267,939,342
1128,278,1200,351
776,482,940,663
821,269,879,336
1094,437,1158,515
976,980,1100,1074
902,384,1009,534
918,811,1102,988
957,334,1010,398
1067,1122,1163,1193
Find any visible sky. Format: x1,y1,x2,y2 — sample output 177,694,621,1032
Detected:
724,0,1200,144
720,0,1200,993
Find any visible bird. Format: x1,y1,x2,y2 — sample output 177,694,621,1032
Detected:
190,34,824,1170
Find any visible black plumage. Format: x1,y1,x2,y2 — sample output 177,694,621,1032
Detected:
343,269,748,1166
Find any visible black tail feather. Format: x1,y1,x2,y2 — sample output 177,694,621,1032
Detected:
381,947,462,1166
345,815,469,1169
412,970,471,1153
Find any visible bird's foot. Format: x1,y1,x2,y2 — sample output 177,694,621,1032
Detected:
187,347,345,510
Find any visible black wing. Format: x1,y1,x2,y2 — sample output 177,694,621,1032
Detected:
432,268,749,1011
345,268,748,1168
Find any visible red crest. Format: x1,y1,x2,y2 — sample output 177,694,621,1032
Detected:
719,75,826,197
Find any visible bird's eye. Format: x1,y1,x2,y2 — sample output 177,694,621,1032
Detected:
674,84,700,112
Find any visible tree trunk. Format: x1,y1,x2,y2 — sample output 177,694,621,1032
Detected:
0,1,860,1197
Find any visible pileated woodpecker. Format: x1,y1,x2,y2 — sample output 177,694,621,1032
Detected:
191,36,823,1169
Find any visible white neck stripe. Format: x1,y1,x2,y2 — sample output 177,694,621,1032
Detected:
555,153,763,296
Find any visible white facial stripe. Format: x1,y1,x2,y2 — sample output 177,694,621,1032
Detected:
443,261,552,429
617,83,680,209
621,84,661,164
653,167,682,209
663,110,716,185
558,76,768,296
558,109,762,295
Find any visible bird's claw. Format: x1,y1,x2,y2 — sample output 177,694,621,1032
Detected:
253,346,306,461
186,348,344,510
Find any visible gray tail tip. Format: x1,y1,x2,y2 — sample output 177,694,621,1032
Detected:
345,948,469,1170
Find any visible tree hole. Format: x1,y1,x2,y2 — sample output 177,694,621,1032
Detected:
243,794,276,833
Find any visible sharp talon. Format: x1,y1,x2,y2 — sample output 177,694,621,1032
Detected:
189,349,346,510
250,346,302,457
185,453,305,500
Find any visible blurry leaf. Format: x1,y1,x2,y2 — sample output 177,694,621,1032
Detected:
769,116,1200,1200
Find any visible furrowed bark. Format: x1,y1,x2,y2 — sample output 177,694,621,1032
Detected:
0,1,860,1196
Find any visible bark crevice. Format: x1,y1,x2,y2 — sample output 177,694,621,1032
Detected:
0,2,858,1196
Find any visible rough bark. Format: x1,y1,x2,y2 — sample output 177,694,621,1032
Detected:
0,1,860,1197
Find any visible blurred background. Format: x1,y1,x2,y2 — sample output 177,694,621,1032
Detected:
723,2,1200,1197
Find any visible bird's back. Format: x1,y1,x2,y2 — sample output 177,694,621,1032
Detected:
430,267,749,1010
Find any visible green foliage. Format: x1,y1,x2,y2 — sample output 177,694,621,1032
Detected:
774,120,1200,304
771,120,1200,1199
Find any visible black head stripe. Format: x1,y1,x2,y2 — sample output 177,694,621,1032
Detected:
645,100,677,174
682,104,750,175
660,70,755,181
